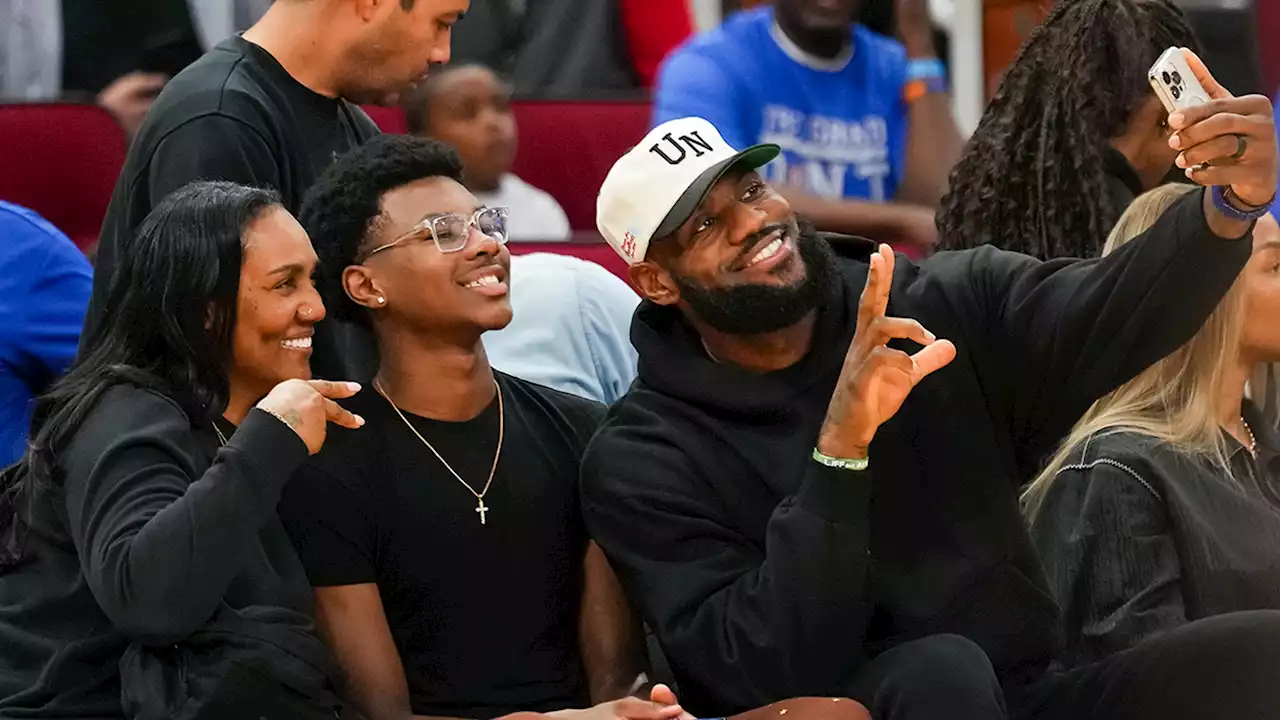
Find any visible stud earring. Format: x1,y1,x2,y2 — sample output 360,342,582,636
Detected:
377,296,386,305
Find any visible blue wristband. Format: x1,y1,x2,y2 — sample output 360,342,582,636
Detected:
922,75,949,95
906,57,946,81
1211,185,1273,221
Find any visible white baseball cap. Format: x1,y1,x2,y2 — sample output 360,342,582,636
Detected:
596,117,780,264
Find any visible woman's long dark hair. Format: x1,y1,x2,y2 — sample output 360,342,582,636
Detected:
0,181,280,569
936,0,1198,258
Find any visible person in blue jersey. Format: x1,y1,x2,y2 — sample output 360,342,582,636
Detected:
652,0,962,251
0,202,92,468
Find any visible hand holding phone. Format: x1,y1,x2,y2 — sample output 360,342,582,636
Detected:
1155,48,1277,208
1148,47,1211,114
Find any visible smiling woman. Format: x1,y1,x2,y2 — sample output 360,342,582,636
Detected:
0,180,363,720
228,204,327,416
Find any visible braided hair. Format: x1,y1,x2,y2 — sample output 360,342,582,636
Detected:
936,0,1198,258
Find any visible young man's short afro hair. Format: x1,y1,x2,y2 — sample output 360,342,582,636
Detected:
298,134,465,324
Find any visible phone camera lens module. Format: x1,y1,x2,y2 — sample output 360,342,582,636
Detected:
1172,71,1182,86
1162,71,1172,85
1171,85,1182,100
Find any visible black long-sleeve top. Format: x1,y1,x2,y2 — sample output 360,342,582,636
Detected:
580,190,1254,715
0,384,323,718
1029,401,1280,670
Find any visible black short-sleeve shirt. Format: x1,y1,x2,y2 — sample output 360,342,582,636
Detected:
87,35,380,380
280,373,605,718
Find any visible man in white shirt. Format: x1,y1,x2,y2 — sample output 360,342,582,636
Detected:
404,63,572,241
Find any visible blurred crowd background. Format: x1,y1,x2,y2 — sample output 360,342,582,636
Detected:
0,0,1273,261
0,0,1275,463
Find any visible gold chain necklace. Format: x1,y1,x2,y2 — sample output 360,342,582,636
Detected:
374,378,504,525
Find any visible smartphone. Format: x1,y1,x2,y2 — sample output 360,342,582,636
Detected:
1148,47,1212,114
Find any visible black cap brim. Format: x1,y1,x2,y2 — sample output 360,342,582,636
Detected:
651,143,781,240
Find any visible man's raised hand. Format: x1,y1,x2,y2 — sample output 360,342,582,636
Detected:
817,244,956,460
1169,47,1276,207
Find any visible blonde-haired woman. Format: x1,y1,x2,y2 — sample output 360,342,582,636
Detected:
1024,182,1280,675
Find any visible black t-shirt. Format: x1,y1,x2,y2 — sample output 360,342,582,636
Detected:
280,373,606,718
86,35,380,378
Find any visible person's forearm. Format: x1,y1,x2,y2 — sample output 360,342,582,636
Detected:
900,92,963,207
777,186,936,250
581,443,875,710
985,189,1252,457
673,461,872,706
587,670,647,705
584,664,646,704
579,543,650,703
1201,190,1257,239
781,187,894,234
74,410,306,645
897,35,964,207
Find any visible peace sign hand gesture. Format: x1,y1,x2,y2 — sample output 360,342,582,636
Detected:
816,245,957,461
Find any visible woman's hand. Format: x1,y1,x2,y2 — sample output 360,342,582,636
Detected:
256,379,364,454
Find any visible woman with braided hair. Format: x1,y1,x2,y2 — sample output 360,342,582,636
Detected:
936,0,1199,258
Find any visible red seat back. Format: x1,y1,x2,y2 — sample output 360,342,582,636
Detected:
510,100,651,232
0,103,127,250
361,104,408,134
508,239,631,285
362,100,650,233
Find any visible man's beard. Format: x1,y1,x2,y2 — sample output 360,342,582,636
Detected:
671,219,839,336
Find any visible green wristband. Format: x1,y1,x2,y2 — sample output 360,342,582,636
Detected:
812,447,869,472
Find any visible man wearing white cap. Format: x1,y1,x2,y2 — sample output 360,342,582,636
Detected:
580,67,1280,720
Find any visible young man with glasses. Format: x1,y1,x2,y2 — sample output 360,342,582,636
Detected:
278,135,676,720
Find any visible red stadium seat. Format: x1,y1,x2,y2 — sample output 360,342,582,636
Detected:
361,104,408,134
510,100,651,232
0,103,126,250
508,239,631,285
364,100,650,233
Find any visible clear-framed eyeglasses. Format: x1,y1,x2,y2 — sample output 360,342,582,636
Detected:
360,207,509,261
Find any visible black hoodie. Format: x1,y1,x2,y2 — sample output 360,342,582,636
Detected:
580,190,1253,715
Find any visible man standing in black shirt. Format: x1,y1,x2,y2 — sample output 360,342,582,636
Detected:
88,0,469,379
581,53,1280,720
278,135,684,720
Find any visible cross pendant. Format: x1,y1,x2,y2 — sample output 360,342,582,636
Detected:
475,498,489,525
